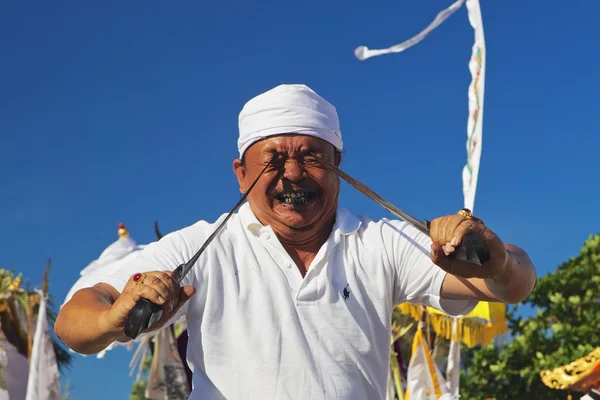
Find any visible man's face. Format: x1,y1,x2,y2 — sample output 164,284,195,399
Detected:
233,134,341,234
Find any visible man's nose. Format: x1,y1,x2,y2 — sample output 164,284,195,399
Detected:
282,159,305,181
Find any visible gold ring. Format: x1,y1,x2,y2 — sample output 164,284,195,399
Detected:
458,208,473,220
133,272,146,285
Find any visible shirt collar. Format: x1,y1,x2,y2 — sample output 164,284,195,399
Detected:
238,202,361,236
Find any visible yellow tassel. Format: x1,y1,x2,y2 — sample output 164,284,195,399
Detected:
397,302,508,348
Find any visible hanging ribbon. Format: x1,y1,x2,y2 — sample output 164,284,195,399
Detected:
354,0,465,61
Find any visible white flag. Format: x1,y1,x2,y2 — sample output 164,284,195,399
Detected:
145,328,190,400
405,325,448,400
354,0,465,61
462,0,486,212
26,290,61,400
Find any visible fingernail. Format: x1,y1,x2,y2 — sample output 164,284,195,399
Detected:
157,296,166,304
451,237,458,246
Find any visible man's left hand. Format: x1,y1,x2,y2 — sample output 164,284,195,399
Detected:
429,213,508,279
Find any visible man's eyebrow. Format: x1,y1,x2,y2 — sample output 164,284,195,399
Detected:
261,148,323,157
266,149,284,156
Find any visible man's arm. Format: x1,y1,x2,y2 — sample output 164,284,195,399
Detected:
56,229,201,355
440,244,536,304
55,284,124,355
55,272,194,355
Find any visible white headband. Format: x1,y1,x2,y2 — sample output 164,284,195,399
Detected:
237,84,343,158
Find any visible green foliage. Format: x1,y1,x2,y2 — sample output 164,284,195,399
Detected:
130,379,148,400
459,234,600,399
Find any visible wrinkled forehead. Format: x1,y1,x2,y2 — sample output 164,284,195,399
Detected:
246,134,335,158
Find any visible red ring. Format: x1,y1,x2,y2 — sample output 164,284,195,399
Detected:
133,273,142,282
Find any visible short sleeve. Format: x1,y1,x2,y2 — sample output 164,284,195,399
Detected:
382,219,478,317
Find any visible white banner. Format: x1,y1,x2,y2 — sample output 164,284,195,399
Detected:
462,0,486,212
405,324,448,400
354,0,465,61
145,329,190,400
25,290,61,400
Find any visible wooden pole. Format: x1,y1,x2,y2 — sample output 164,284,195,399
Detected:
154,220,163,240
42,258,51,295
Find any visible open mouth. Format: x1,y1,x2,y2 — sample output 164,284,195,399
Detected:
275,191,314,206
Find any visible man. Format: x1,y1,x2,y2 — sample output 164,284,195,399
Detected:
55,84,536,399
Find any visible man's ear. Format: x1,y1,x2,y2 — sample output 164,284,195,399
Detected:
232,159,247,193
334,150,342,167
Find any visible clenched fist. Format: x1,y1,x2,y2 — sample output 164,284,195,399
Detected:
102,271,196,338
428,212,508,279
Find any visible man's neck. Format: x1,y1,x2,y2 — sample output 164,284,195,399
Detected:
276,219,335,277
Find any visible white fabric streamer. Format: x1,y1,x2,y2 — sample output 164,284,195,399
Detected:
354,0,465,61
462,0,486,213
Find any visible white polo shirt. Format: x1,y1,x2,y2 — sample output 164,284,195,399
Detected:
103,203,477,400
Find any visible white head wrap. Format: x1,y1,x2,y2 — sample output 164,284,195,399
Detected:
237,84,343,158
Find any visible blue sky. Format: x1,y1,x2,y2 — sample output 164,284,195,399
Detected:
2,0,599,398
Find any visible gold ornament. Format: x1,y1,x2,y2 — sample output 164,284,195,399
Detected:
540,347,600,391
457,208,473,220
118,222,130,238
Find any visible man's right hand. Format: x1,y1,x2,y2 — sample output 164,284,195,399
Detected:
55,270,196,354
100,271,196,339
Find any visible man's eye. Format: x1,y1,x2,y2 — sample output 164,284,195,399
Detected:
304,153,322,165
265,156,285,169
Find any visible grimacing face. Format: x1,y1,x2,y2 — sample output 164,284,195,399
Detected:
233,134,341,235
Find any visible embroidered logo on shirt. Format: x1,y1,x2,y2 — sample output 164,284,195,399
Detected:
343,284,350,301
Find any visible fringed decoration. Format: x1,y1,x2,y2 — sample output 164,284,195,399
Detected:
397,302,508,348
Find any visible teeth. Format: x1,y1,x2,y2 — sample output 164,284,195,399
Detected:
282,191,306,198
280,191,310,205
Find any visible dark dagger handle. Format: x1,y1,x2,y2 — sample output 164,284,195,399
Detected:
449,231,490,266
124,299,163,340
